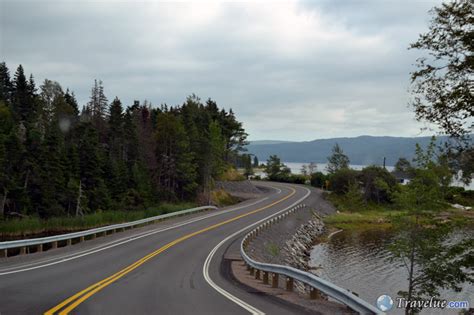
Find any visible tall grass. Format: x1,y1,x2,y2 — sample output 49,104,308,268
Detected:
0,202,196,237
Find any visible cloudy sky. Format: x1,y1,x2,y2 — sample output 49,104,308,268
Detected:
1,0,442,141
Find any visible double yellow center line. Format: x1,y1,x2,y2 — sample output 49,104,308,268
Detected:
45,186,296,315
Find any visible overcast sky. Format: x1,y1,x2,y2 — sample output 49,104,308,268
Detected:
1,0,443,141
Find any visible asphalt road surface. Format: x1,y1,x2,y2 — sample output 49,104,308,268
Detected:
0,182,313,315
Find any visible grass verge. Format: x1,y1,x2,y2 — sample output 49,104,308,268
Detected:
323,193,473,231
210,189,241,207
0,202,196,239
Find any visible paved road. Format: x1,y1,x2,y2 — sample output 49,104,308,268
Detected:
0,182,314,315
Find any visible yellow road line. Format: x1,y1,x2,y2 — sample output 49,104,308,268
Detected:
45,186,296,315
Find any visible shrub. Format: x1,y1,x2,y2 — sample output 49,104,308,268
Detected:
344,181,365,211
219,167,246,181
360,166,397,204
310,172,328,188
328,169,359,194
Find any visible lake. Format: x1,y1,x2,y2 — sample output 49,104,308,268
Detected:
309,229,473,314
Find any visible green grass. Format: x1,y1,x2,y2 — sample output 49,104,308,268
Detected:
323,210,404,230
0,202,196,238
323,193,474,231
265,242,280,257
210,189,240,207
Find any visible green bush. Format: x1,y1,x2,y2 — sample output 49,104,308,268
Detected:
328,168,359,194
0,202,196,237
310,172,328,188
360,166,397,204
271,174,306,184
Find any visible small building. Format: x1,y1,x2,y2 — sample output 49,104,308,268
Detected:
392,170,413,185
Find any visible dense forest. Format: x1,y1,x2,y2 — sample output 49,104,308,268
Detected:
0,62,248,219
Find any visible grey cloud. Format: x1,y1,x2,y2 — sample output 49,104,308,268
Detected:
1,0,442,140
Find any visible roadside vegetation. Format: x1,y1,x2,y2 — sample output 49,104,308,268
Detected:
0,202,195,238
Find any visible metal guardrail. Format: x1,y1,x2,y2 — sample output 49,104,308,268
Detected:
0,205,217,257
240,204,383,315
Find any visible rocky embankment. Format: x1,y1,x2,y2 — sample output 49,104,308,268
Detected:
215,180,263,200
283,214,325,276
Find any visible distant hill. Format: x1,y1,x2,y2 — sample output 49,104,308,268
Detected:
247,135,466,166
248,140,295,145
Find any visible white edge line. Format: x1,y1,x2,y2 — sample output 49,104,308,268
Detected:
0,196,274,276
203,185,311,315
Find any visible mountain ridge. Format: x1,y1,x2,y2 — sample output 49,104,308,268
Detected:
247,135,469,166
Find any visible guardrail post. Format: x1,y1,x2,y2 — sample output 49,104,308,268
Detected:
19,246,27,255
310,287,321,299
262,271,269,284
0,248,7,258
51,241,58,249
249,267,255,276
246,263,251,271
36,244,43,252
286,277,294,291
90,233,96,240
79,236,85,243
272,273,279,288
67,239,72,246
255,269,260,280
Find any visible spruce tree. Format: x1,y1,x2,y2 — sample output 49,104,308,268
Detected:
0,62,12,105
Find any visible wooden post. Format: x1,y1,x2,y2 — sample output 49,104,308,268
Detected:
286,277,294,291
0,248,7,258
310,287,321,299
255,269,260,280
272,273,279,288
262,272,269,285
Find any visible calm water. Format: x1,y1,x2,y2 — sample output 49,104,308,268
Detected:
309,229,473,314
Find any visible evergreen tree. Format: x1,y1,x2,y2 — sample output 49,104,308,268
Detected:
64,89,80,117
87,79,108,135
76,122,110,212
0,62,12,105
108,97,124,160
326,143,350,174
208,120,226,179
12,65,37,122
155,111,197,200
264,155,291,181
36,124,67,217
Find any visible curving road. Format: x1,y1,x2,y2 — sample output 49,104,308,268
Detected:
0,182,313,315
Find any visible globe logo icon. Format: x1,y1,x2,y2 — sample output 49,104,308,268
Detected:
376,294,394,312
